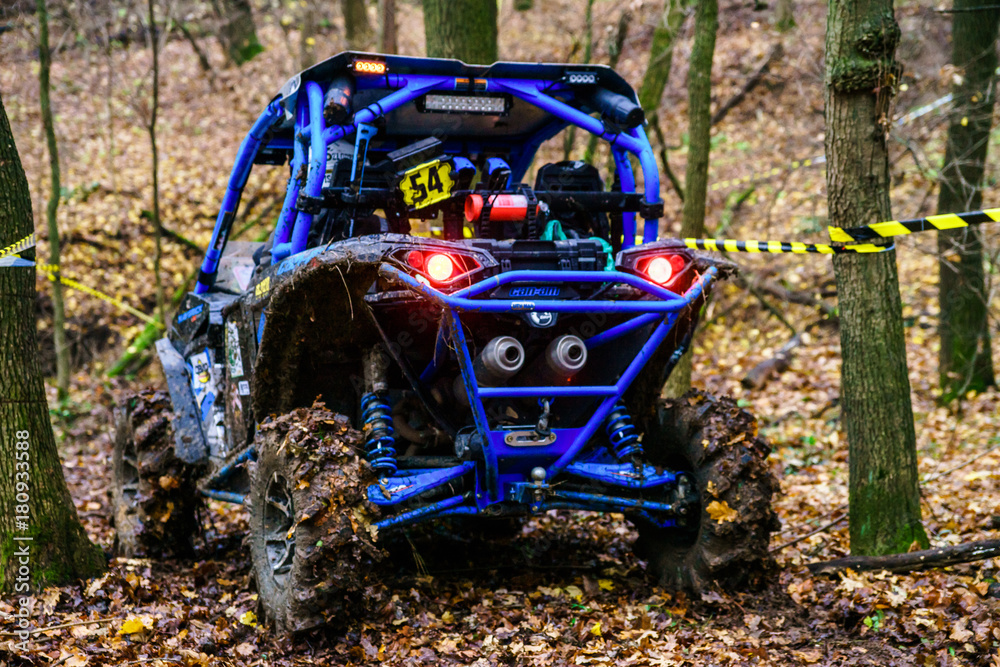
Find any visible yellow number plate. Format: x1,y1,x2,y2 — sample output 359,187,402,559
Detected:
399,159,454,210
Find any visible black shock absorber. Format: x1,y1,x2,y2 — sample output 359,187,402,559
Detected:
361,392,397,476
604,401,644,460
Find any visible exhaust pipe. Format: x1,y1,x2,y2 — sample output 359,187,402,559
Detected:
546,335,588,378
474,336,525,386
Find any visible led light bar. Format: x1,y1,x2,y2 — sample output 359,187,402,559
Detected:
421,93,508,115
353,59,386,75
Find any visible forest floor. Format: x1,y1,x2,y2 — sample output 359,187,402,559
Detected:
2,0,1000,665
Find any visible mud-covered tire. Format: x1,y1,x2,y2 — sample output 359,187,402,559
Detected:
247,404,385,634
111,389,202,557
635,391,779,591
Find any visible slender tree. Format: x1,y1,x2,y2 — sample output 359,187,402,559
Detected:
300,0,317,69
422,0,497,63
825,0,928,555
378,0,396,53
148,0,165,325
936,0,999,402
344,0,373,50
663,0,717,398
213,0,264,65
0,91,105,594
638,0,691,115
562,0,595,161
36,0,70,401
584,10,630,165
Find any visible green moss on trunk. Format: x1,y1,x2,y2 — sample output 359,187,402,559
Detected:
824,0,928,556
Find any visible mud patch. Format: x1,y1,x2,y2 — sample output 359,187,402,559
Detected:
247,402,386,633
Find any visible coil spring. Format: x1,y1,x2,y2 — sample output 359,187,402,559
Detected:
361,392,397,476
605,402,643,460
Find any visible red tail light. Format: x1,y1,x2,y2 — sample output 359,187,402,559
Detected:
425,253,456,283
639,254,687,285
403,250,480,285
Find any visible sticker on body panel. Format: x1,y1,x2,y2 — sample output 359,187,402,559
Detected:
188,350,216,422
226,321,245,379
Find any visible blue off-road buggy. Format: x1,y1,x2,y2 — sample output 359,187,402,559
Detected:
110,52,778,632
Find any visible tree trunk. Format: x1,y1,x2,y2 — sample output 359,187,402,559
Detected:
0,91,105,596
422,0,497,64
378,0,396,53
562,0,594,160
299,0,317,69
343,0,373,50
214,0,263,66
37,0,69,401
663,0,716,399
584,10,630,165
936,0,998,403
825,0,928,555
775,0,795,32
638,0,690,115
148,0,165,326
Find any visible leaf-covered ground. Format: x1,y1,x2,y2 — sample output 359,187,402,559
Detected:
2,0,1000,664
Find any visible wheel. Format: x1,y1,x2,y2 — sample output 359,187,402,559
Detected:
247,404,384,633
111,389,202,557
634,390,779,591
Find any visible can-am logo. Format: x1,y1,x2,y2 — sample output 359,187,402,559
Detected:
510,286,560,297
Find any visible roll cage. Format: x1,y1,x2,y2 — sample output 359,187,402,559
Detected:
193,51,665,295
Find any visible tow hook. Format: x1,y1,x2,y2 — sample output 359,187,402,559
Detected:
530,466,548,507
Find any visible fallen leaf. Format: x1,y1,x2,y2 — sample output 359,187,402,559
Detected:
950,619,973,642
118,615,153,636
706,500,738,523
239,610,258,627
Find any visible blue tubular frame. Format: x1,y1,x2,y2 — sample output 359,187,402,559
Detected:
195,71,666,285
193,60,705,528
273,81,328,261
195,99,284,293
378,265,718,498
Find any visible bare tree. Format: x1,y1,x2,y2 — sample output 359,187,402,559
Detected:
36,0,70,401
936,0,999,402
378,0,396,53
663,0,717,398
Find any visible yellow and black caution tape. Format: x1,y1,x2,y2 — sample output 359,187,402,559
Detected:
0,233,36,261
828,208,1000,243
684,238,890,254
35,263,163,329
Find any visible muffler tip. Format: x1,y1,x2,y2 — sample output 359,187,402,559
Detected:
475,335,525,384
547,335,588,377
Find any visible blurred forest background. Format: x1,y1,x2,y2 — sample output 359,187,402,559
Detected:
2,0,1000,664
